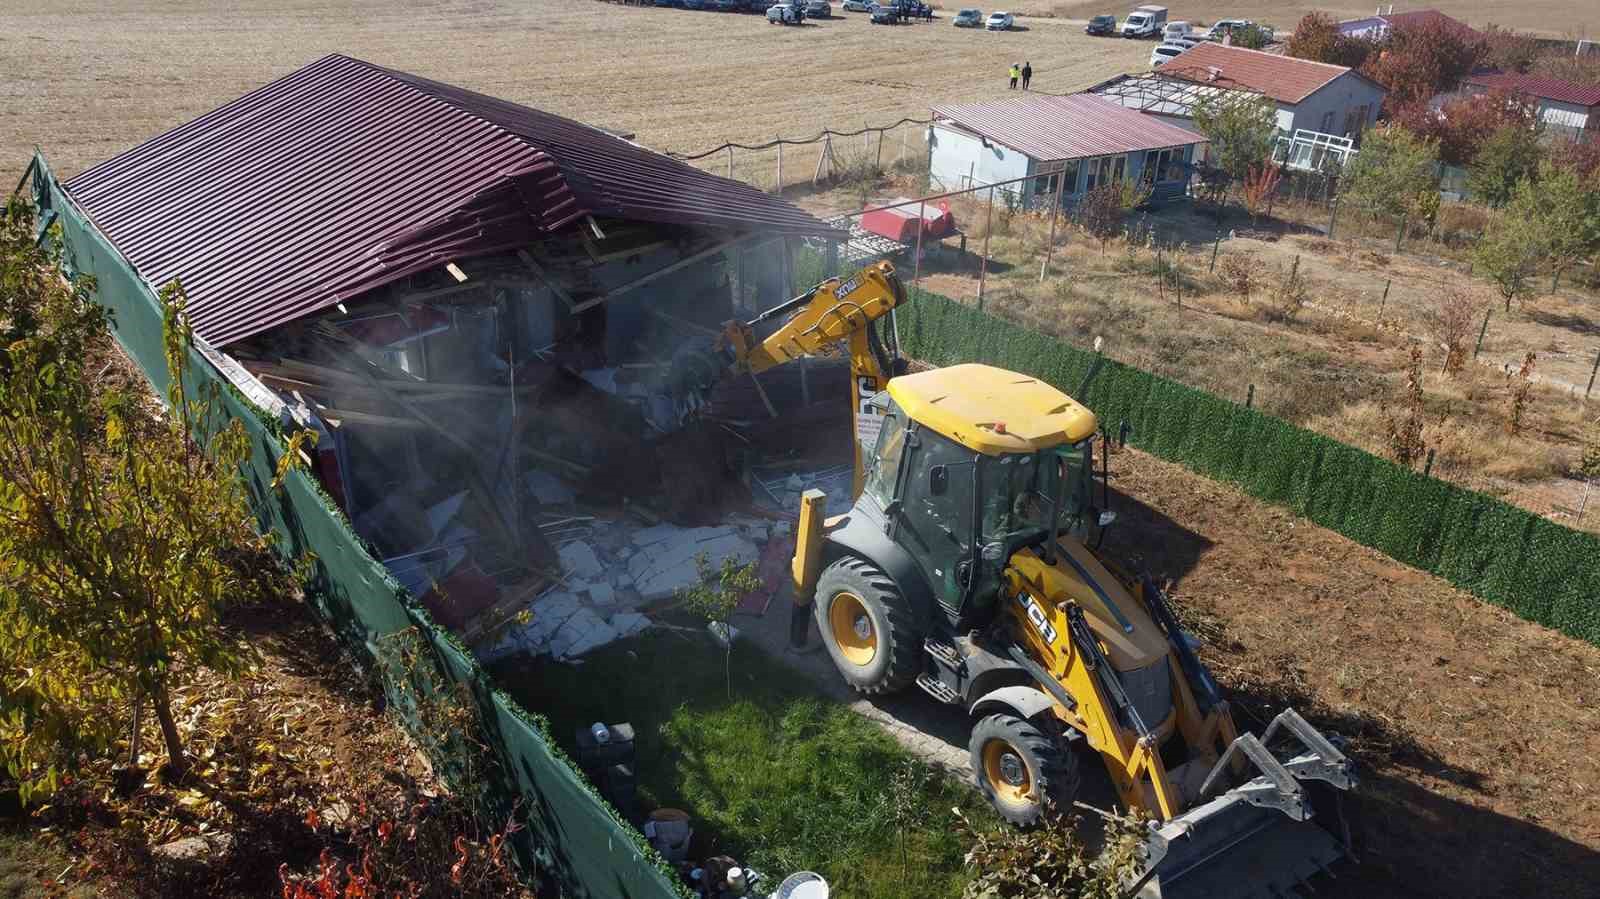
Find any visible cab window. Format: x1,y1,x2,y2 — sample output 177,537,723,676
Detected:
863,403,906,508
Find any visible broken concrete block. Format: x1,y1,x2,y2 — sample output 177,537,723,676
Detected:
585,581,616,608
609,612,651,638
558,541,604,580
629,528,759,601
550,607,618,659
518,591,583,651
772,520,793,538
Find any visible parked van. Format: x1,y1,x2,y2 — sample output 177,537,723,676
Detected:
1119,4,1167,38
1162,20,1190,42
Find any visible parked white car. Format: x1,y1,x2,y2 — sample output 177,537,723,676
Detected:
1204,18,1251,40
1162,20,1190,42
1150,42,1188,66
767,3,802,23
841,0,872,9
986,11,1014,30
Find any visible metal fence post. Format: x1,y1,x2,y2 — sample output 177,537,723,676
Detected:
1379,278,1391,317
1587,347,1600,400
1246,384,1255,408
727,145,733,180
1327,192,1341,239
1040,166,1067,282
1423,447,1435,477
1210,229,1221,272
1474,308,1491,359
1395,212,1407,253
776,137,783,194
875,128,884,173
911,198,927,291
977,186,994,309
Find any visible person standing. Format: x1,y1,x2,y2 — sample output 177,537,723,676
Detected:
925,4,932,22
1008,63,1019,89
1022,61,1033,90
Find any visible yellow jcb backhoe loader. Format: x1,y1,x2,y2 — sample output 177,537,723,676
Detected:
708,260,1356,897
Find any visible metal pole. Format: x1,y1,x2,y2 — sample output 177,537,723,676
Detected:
1395,212,1407,253
978,186,994,309
1587,347,1600,400
1041,164,1068,282
911,198,927,290
1379,278,1391,317
1327,192,1341,239
1423,448,1435,477
1209,229,1221,272
1474,309,1491,359
727,145,734,180
1157,243,1164,301
1246,384,1255,408
776,137,783,194
875,128,884,173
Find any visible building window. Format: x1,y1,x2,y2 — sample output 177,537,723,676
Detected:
1142,148,1176,184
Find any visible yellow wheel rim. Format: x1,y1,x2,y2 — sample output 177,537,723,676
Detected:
982,739,1033,807
828,591,877,667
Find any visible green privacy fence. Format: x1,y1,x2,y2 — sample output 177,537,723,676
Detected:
26,152,685,899
891,284,1600,647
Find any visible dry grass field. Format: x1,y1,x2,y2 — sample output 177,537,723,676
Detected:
1018,0,1596,34
0,0,1157,188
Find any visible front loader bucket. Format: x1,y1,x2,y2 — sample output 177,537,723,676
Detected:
1133,709,1357,899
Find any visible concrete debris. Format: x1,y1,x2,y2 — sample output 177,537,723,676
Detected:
549,607,618,660
558,541,605,580
525,470,576,505
610,612,651,638
627,526,760,601
153,833,235,861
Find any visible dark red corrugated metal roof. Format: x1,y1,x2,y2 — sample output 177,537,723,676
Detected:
931,94,1205,162
1465,72,1600,108
65,54,838,347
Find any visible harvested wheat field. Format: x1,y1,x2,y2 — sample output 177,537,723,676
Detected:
1017,0,1596,34
0,0,1152,189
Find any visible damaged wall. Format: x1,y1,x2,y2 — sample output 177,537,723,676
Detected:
29,151,687,899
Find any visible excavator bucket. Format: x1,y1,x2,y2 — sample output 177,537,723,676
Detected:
1132,709,1357,899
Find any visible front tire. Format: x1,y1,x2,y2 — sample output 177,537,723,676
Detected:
969,713,1080,826
813,555,922,694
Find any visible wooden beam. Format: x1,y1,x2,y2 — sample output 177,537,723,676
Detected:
517,249,579,311
571,237,743,313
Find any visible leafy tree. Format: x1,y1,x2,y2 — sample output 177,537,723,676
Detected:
0,198,280,799
1192,93,1279,186
1361,19,1485,107
1079,182,1125,254
1382,345,1429,467
1240,158,1282,226
1340,125,1439,221
1229,23,1272,50
1479,25,1539,73
1550,138,1600,179
1504,161,1600,292
1474,213,1540,312
1393,89,1539,167
678,553,761,699
1286,12,1374,68
1466,124,1545,208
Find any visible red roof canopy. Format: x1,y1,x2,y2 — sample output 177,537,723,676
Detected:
1162,43,1377,106
65,54,838,347
1465,72,1600,108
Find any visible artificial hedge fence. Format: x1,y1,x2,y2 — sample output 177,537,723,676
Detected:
892,285,1600,647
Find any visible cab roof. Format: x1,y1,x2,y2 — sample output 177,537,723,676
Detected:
886,363,1098,455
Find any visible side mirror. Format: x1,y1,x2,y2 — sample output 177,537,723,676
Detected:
929,464,948,496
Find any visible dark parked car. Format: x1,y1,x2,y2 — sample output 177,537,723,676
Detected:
870,3,901,23
1086,14,1116,34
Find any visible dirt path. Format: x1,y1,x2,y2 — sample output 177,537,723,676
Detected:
745,443,1600,897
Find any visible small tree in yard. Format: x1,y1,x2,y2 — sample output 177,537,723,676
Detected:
1360,18,1485,107
1425,288,1479,376
1505,161,1600,292
1080,182,1127,254
1393,89,1539,168
1383,345,1429,467
1341,125,1438,222
1466,124,1544,209
1506,351,1536,435
1192,94,1279,189
1286,12,1374,68
1240,158,1282,227
678,552,761,700
1474,213,1540,312
1217,251,1264,302
0,199,280,798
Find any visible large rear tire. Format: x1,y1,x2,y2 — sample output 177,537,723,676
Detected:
969,713,1081,826
813,555,923,694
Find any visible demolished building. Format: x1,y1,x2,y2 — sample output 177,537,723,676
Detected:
61,53,849,654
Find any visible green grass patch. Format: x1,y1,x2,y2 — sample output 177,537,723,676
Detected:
492,632,994,898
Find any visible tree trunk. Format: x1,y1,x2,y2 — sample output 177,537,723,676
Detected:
151,680,186,776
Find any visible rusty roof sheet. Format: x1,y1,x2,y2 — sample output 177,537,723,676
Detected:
1465,72,1600,108
930,93,1205,162
64,54,838,347
1162,43,1377,105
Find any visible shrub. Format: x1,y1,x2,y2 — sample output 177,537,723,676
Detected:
1263,261,1310,323
1474,215,1539,312
1217,251,1264,300
1467,124,1544,209
1192,94,1279,186
1435,202,1490,247
1383,345,1429,466
1079,182,1127,253
1241,159,1283,226
1286,12,1374,68
953,803,1145,899
1341,125,1439,222
1506,351,1536,435
1425,289,1479,375
1394,89,1539,168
